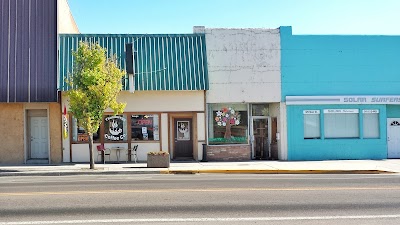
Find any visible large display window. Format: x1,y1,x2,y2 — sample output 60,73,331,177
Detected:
131,114,160,141
324,109,359,139
70,113,164,144
303,108,381,140
208,103,248,144
71,117,100,142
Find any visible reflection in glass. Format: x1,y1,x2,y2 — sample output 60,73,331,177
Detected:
131,114,159,141
72,117,100,142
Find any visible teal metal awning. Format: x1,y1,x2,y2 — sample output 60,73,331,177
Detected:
59,34,209,91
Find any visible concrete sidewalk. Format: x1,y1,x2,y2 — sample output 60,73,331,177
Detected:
1,160,400,176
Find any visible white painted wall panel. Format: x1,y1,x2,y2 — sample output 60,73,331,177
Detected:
205,28,281,103
132,143,160,161
279,103,288,160
62,91,204,112
207,83,281,103
197,113,205,141
104,143,129,162
161,113,169,151
62,120,70,162
111,91,204,112
71,144,91,162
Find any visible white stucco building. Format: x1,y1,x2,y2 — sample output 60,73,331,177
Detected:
195,26,284,160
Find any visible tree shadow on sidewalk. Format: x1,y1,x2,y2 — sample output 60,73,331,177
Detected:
0,169,19,173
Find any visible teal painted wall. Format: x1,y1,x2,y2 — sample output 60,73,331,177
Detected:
287,104,387,160
387,105,400,118
280,26,400,101
281,26,400,160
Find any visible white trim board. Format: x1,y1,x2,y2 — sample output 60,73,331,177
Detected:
286,96,400,105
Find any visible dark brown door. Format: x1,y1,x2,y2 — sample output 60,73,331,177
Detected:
270,117,278,159
174,118,193,159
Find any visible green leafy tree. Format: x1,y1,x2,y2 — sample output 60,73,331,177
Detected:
67,42,126,169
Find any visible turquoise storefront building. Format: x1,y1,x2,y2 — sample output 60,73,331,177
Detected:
280,26,400,160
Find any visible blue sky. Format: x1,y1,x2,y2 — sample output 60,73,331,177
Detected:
68,0,400,35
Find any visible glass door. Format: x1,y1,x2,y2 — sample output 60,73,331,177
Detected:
251,117,270,159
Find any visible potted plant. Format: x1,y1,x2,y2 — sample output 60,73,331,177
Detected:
147,151,170,168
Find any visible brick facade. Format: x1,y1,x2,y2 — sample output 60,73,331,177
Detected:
206,145,251,161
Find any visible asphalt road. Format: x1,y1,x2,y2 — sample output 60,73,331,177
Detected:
0,173,400,225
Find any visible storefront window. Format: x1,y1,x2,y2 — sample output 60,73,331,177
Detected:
131,114,159,141
252,104,269,116
303,110,320,139
72,117,100,142
363,110,380,138
208,103,248,144
104,115,128,141
324,109,359,138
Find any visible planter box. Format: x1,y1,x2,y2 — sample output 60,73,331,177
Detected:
147,154,170,168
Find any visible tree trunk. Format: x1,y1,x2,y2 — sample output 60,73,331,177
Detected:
88,133,95,169
224,122,232,139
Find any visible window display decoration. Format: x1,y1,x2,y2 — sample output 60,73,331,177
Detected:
215,107,241,139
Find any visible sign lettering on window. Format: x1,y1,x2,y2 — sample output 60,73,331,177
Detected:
323,109,359,114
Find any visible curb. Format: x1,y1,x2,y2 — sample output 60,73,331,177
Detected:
0,169,396,177
162,169,395,174
0,170,162,177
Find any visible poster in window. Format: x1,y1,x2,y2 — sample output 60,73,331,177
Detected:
177,121,190,140
153,125,159,140
142,127,147,134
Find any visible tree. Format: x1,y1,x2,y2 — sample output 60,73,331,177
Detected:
67,42,126,169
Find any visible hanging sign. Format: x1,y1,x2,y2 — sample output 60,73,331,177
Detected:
62,105,68,140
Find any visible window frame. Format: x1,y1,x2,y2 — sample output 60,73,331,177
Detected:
323,109,360,139
103,114,128,143
70,115,101,144
362,109,380,139
207,103,249,145
303,110,321,139
130,114,160,142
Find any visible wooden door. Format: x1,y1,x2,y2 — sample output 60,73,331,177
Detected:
174,118,193,159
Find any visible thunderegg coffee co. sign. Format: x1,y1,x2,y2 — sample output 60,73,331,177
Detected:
105,116,127,141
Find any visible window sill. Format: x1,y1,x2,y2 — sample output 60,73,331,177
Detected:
131,140,160,143
71,141,101,144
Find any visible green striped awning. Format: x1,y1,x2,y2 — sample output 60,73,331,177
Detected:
59,34,208,91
